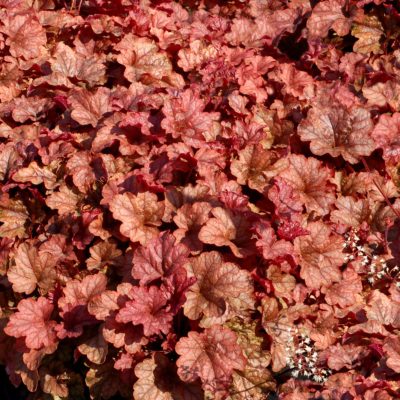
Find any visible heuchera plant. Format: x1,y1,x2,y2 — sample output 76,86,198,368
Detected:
1,0,400,399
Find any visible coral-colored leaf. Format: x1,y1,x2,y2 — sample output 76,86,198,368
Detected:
116,286,172,336
132,231,190,285
307,0,351,38
4,297,57,349
384,336,400,373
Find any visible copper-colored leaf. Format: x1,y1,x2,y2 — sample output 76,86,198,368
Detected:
230,144,278,193
116,34,172,82
46,184,80,215
352,15,383,55
0,195,28,238
298,105,375,164
1,14,47,59
176,325,246,396
8,242,57,295
278,155,336,216
70,87,111,127
294,221,345,289
184,251,254,328
13,161,57,189
198,207,253,258
109,192,164,245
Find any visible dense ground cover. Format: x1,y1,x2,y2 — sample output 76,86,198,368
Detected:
0,0,400,398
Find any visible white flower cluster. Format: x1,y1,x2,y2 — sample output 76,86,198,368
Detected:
343,229,400,286
285,330,330,383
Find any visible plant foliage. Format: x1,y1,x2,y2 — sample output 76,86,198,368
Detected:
0,0,400,398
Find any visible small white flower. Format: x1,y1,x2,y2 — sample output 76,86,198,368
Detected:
321,369,330,376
